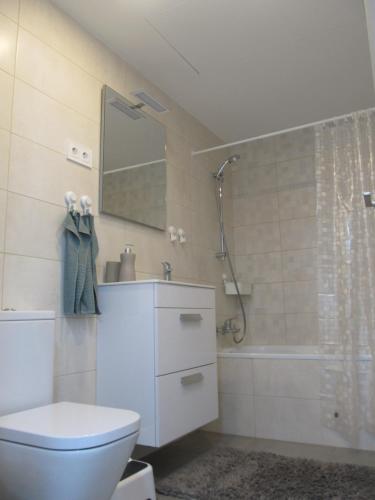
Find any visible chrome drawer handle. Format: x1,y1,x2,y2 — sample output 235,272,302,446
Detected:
181,372,204,385
180,313,202,322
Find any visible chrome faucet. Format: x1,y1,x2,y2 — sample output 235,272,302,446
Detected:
217,317,241,335
161,261,172,281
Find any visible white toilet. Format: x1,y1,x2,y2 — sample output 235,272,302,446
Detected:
0,311,141,500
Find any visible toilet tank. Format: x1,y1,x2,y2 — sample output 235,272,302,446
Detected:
0,311,55,416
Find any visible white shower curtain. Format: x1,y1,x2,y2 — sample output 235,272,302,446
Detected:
316,110,375,444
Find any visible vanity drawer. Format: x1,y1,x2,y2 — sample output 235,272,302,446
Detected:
156,363,218,446
155,308,216,375
154,283,215,309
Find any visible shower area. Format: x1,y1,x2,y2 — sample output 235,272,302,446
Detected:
192,110,375,452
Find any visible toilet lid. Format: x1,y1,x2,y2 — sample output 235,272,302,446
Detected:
0,402,140,450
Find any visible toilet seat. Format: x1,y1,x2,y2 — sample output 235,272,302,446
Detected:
0,402,140,450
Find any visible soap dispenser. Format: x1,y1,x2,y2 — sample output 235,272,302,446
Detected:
119,244,136,282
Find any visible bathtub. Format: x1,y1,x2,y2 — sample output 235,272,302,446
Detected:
206,345,375,451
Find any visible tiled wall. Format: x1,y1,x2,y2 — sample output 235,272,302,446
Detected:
229,127,318,346
0,0,233,403
209,354,375,451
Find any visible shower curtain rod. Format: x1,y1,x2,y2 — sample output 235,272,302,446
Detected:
191,106,375,156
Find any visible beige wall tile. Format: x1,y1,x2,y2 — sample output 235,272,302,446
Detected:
282,248,317,282
192,177,217,221
165,130,192,173
0,128,10,189
12,79,99,165
278,186,316,220
276,127,314,161
254,396,322,444
218,357,253,395
250,283,284,314
236,252,282,284
19,0,113,80
54,316,97,376
5,193,65,260
245,136,276,167
244,221,281,255
167,164,192,208
248,313,286,345
233,163,277,197
0,13,17,74
285,313,319,345
3,253,61,312
233,194,278,227
283,281,317,314
280,216,317,250
253,359,320,398
277,156,315,188
192,210,218,251
0,69,13,130
0,188,6,251
0,0,19,21
8,134,99,209
53,370,96,404
16,29,101,122
217,393,255,437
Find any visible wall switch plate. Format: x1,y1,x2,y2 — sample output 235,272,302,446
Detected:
66,140,93,168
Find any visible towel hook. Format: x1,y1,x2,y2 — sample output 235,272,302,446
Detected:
64,191,77,213
80,195,93,215
364,192,375,208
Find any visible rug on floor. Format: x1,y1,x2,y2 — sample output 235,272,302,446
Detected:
155,446,375,499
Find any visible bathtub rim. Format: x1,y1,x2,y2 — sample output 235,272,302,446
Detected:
218,345,372,361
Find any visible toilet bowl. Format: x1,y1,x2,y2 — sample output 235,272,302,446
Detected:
0,402,140,500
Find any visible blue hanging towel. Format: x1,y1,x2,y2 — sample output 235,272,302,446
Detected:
63,212,100,315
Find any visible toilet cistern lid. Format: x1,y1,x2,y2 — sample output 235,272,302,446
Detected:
0,402,140,450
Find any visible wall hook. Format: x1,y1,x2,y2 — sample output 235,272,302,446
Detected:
80,195,93,215
177,228,186,244
364,192,375,208
168,226,177,242
64,191,77,212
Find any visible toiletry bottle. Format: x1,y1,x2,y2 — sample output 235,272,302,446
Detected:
119,245,136,282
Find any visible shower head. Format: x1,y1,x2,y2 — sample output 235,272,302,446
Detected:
214,154,240,179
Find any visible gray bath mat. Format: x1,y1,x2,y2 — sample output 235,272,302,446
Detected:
156,446,375,499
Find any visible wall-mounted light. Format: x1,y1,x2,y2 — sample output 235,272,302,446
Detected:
131,89,169,113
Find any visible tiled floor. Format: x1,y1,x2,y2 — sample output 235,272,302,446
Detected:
138,430,375,500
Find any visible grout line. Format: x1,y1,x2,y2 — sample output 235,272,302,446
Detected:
3,250,62,263
233,214,316,229
17,24,105,92
8,131,99,171
0,64,14,80
54,368,96,378
14,76,100,125
0,9,18,24
234,244,318,256
6,188,77,211
0,14,19,310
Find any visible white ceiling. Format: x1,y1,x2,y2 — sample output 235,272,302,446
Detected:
52,0,375,142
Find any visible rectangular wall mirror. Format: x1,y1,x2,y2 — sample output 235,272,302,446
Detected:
100,85,167,230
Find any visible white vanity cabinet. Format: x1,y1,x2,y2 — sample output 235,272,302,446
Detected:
96,280,218,447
